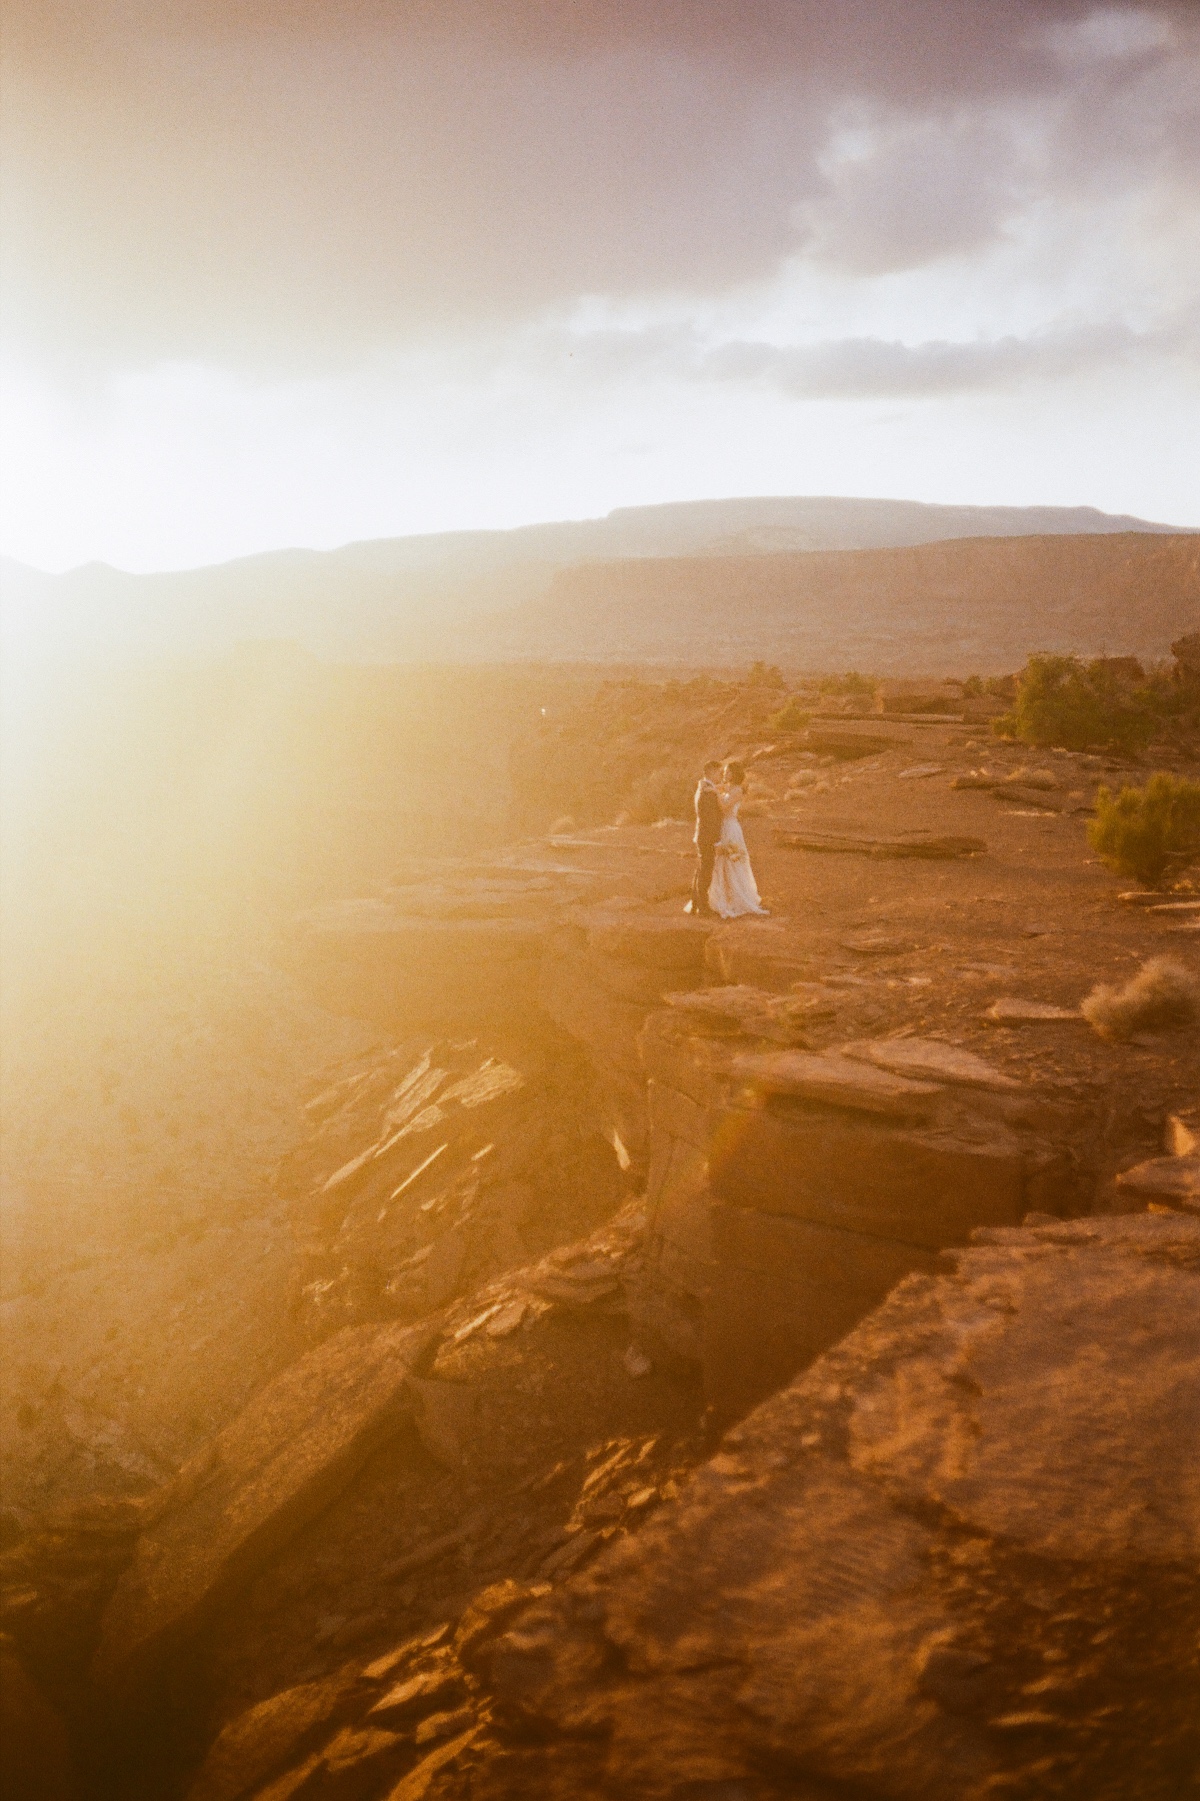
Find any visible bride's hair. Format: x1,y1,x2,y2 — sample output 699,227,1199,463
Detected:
724,760,745,784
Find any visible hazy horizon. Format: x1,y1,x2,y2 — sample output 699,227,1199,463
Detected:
4,492,1196,583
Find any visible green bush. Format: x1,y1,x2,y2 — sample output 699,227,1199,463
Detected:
766,695,812,732
817,671,877,698
1087,773,1200,886
995,653,1157,752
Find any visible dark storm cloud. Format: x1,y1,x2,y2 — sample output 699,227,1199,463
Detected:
2,1,1196,371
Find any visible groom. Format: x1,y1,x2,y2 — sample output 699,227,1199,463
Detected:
686,760,724,916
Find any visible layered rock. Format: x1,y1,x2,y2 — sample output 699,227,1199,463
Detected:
276,1024,632,1350
92,1318,438,1696
634,1008,1079,1420
539,911,713,1178
464,1211,1200,1801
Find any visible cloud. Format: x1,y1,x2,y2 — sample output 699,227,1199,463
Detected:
795,114,1030,275
705,321,1178,399
548,309,1199,402
2,0,1196,375
1047,5,1176,66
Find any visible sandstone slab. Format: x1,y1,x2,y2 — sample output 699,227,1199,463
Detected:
473,1213,1200,1801
730,1049,944,1118
93,1318,436,1695
776,828,986,860
842,1035,1021,1091
661,985,810,1042
986,996,1079,1022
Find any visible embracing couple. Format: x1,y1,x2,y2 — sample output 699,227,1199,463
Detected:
686,759,769,920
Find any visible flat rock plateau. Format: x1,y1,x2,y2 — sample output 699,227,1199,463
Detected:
2,653,1198,1800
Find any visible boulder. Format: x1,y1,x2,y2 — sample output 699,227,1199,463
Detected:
1115,1152,1200,1211
185,1668,364,1801
637,1016,748,1114
629,1168,712,1368
474,1213,1200,1800
383,1726,480,1800
838,930,915,955
93,1318,437,1696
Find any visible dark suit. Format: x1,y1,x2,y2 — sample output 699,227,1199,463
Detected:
689,779,723,915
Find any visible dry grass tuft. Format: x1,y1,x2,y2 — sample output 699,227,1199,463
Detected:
1081,957,1200,1041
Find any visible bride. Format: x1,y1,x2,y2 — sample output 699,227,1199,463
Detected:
708,760,769,919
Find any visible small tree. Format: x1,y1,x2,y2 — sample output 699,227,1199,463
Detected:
996,653,1156,752
1088,773,1200,887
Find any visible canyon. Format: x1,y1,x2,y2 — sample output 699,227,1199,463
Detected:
2,663,1198,1800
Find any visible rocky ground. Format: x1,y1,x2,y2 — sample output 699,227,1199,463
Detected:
2,686,1198,1799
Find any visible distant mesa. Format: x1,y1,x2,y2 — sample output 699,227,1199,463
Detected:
2,495,1196,674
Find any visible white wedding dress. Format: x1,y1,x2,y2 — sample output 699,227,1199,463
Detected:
708,785,768,919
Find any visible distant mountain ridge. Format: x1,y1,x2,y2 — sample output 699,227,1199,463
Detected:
1,495,1193,668
468,532,1200,675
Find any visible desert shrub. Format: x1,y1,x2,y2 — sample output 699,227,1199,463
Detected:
962,673,1016,699
1135,654,1200,728
1081,957,1200,1041
817,671,877,698
995,653,1157,751
1173,632,1200,685
766,695,812,732
620,764,693,825
747,661,787,689
1087,773,1200,886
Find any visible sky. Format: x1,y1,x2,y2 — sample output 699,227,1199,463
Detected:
1,0,1198,572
